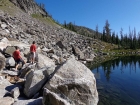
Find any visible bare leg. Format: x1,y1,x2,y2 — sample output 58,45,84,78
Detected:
31,58,34,63
15,64,19,70
22,59,26,66
32,52,35,64
30,53,34,63
32,57,35,63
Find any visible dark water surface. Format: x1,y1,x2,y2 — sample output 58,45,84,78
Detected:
92,56,140,105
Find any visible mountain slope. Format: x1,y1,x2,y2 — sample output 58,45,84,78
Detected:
74,25,103,38
0,0,96,62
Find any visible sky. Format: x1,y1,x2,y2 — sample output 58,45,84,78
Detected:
35,0,140,35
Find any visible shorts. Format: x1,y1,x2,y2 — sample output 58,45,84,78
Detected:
15,58,24,65
30,52,36,59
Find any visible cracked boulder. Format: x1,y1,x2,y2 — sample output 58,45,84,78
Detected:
43,56,98,105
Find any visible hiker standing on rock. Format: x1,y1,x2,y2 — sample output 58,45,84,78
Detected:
30,41,36,64
13,46,25,70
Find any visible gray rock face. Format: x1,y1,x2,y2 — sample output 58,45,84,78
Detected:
10,0,47,16
43,88,71,105
6,57,15,67
0,97,14,105
4,46,16,56
56,41,66,50
0,41,10,52
0,55,5,71
72,45,85,60
19,63,37,78
13,97,43,105
43,66,56,76
0,84,7,98
44,57,98,105
0,37,10,47
11,87,20,100
2,70,18,76
24,66,55,98
36,54,55,69
0,79,12,98
1,23,7,29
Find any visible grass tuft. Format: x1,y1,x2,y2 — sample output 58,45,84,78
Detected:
31,13,61,27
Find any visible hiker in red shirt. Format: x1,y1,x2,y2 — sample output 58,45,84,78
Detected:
13,46,25,70
30,41,37,64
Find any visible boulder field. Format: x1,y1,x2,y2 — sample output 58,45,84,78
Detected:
0,38,98,105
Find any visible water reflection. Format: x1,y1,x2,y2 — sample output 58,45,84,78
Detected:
94,56,140,81
92,56,140,105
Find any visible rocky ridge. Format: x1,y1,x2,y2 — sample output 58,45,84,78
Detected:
10,0,47,16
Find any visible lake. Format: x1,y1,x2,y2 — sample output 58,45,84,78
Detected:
92,56,140,105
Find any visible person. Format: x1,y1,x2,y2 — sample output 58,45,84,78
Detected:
13,46,25,70
30,41,37,64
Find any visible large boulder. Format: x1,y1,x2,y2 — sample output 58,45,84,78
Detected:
0,97,14,105
56,41,66,50
1,70,19,76
43,88,71,105
4,46,16,56
0,41,9,52
10,87,20,100
36,53,55,69
6,57,15,67
24,66,55,98
19,63,37,78
1,23,7,29
9,41,30,51
0,79,12,98
0,37,11,51
71,45,85,60
3,41,30,57
43,56,98,105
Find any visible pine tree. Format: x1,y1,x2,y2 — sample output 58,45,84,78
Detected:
133,27,137,49
104,20,111,43
129,27,133,49
102,27,106,41
111,31,116,44
120,28,124,48
95,25,99,39
64,21,67,28
138,32,140,48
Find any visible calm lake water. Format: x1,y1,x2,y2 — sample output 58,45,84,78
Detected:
92,56,140,105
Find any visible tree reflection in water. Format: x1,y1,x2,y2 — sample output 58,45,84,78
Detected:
92,56,140,105
93,56,140,81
